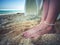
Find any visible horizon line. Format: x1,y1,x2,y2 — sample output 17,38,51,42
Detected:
0,9,24,10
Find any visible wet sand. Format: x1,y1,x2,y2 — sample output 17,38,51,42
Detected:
0,13,60,45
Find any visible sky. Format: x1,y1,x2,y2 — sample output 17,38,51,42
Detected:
0,0,25,10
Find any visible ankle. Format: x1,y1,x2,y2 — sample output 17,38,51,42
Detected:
45,20,55,24
44,21,55,26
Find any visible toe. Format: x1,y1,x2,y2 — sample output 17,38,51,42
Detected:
23,32,28,38
22,31,31,38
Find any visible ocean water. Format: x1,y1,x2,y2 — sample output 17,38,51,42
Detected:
0,10,24,15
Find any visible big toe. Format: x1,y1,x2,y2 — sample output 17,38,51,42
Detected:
22,32,31,38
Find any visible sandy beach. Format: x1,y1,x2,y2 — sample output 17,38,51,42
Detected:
0,13,60,45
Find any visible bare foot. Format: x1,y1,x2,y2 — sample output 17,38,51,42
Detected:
23,21,54,39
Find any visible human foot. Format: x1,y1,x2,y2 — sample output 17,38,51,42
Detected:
23,21,55,39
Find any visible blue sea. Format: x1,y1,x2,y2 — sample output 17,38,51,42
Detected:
0,10,24,15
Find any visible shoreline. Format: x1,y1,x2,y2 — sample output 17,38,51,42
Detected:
0,12,24,15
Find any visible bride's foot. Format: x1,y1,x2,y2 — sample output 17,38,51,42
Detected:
23,21,55,39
